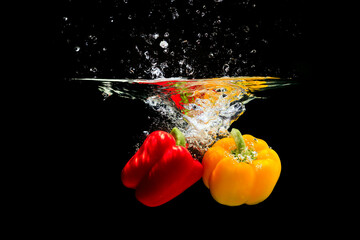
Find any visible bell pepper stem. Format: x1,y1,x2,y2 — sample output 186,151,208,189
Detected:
230,128,246,154
170,127,187,147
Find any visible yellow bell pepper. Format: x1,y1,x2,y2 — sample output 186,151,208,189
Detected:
202,128,281,206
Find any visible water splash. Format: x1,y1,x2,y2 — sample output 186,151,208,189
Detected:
62,0,303,156
60,0,304,80
73,76,291,157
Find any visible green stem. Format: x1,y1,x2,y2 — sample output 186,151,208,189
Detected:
230,128,257,163
170,127,186,147
230,128,246,155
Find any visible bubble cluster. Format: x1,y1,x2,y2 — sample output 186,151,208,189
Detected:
59,0,304,79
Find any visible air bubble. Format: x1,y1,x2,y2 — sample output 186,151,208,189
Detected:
170,7,179,20
129,67,135,74
88,35,97,44
144,51,150,60
186,64,194,75
152,33,159,39
243,25,250,33
90,67,98,73
150,66,165,79
160,40,169,48
223,64,230,74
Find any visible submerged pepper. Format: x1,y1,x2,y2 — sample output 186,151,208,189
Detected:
202,128,281,206
121,128,203,207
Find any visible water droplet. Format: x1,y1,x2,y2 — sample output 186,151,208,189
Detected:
160,40,169,48
144,51,150,60
160,62,168,69
153,33,159,39
186,64,194,75
171,10,179,20
223,64,230,73
243,25,250,33
129,67,135,74
150,66,165,79
74,46,80,52
90,67,98,73
164,32,170,38
214,0,223,2
250,49,256,54
88,35,97,45
261,39,268,44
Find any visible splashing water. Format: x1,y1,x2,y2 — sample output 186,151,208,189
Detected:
62,0,303,157
60,0,304,80
73,76,292,157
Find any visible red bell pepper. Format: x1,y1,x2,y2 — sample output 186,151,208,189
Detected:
121,127,203,207
139,80,195,111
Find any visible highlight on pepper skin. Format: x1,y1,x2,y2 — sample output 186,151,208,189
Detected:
121,131,176,189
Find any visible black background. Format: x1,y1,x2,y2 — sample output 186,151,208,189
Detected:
50,0,331,232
